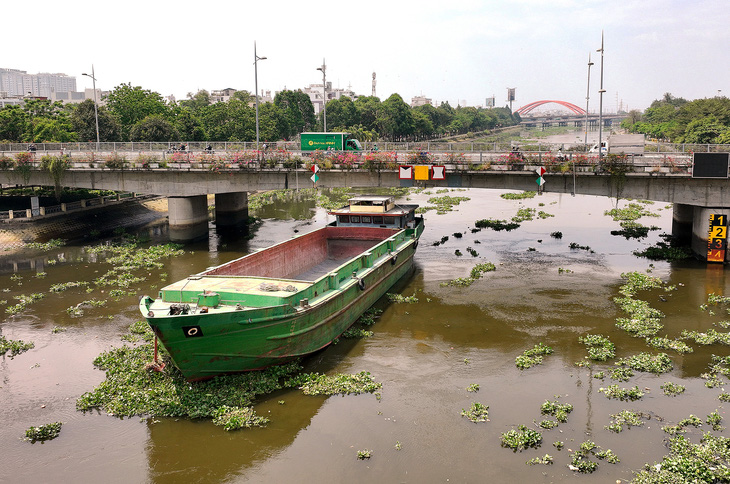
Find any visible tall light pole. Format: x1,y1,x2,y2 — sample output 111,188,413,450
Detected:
597,31,606,160
254,41,267,152
317,59,327,132
82,65,100,151
584,52,594,150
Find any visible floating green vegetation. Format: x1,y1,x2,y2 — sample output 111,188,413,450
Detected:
609,367,635,382
515,343,554,370
426,195,471,214
526,454,553,466
474,218,521,231
500,191,536,200
440,262,496,287
620,271,665,296
662,415,703,435
568,242,592,252
24,422,62,443
605,203,661,223
357,449,372,460
550,231,563,239
500,424,542,451
24,239,66,251
568,441,619,473
540,400,573,423
682,329,730,346
461,402,490,423
287,371,382,397
707,411,724,431
538,419,559,429
455,249,463,256
77,324,303,425
386,293,419,304
537,211,554,219
605,410,647,433
512,207,536,222
633,434,730,483
212,406,269,431
661,382,686,397
0,335,35,358
51,326,67,334
466,383,480,392
49,281,90,293
613,272,668,339
633,233,692,261
599,385,644,401
553,441,564,450
341,328,374,339
357,308,382,327
66,298,108,317
578,334,616,361
616,352,673,374
646,336,694,354
5,292,45,315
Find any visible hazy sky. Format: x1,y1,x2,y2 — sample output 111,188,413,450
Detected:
6,0,728,113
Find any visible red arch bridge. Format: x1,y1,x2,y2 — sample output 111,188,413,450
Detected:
515,100,586,116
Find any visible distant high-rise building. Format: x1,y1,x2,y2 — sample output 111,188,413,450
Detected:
0,68,77,98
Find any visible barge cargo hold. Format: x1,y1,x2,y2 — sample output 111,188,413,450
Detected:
139,196,423,380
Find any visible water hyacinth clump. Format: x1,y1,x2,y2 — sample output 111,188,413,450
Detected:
682,329,730,346
578,334,615,361
599,385,644,401
526,454,553,466
287,371,382,396
540,400,573,423
500,425,543,451
386,293,419,304
0,336,35,358
24,422,62,443
660,382,686,397
646,336,693,354
568,441,619,473
212,406,269,431
461,402,490,423
633,434,730,482
605,410,648,433
616,352,673,374
515,343,554,370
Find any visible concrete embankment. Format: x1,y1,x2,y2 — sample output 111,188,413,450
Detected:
0,198,169,253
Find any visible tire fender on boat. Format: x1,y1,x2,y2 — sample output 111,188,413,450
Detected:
391,254,397,265
413,240,419,249
358,278,366,290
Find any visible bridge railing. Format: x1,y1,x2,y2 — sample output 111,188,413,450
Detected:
0,192,144,222
2,141,729,154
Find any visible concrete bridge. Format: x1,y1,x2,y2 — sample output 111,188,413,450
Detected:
1,158,728,260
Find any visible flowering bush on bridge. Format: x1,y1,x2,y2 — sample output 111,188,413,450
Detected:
0,155,13,170
362,151,397,171
228,150,258,169
406,151,434,163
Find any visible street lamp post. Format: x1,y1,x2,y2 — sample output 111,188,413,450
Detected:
254,42,267,153
584,52,594,150
82,66,100,152
597,32,606,160
317,59,327,132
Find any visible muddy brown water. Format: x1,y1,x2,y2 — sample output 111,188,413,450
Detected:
1,188,728,483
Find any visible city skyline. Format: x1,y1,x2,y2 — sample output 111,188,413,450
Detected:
4,0,728,112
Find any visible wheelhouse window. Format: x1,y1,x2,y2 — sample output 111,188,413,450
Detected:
351,215,360,223
361,216,371,223
372,216,383,224
339,215,350,223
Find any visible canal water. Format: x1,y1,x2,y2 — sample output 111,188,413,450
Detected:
1,187,728,483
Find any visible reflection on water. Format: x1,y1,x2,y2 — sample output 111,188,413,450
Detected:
2,188,730,483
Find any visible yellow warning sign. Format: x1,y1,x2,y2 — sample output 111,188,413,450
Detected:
414,165,430,180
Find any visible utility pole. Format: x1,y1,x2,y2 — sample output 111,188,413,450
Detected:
597,31,605,160
317,59,327,132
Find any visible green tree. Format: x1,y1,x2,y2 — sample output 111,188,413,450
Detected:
106,83,170,140
70,99,121,142
129,115,180,142
0,106,28,142
274,90,316,138
379,94,414,141
354,96,381,132
681,116,729,144
32,117,78,142
324,96,359,130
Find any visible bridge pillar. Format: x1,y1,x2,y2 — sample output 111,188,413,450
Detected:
214,191,249,226
168,195,208,241
691,206,730,262
672,203,694,246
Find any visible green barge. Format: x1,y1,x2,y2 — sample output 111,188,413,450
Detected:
140,196,423,380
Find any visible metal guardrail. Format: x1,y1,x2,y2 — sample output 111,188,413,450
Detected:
0,193,143,222
1,141,729,154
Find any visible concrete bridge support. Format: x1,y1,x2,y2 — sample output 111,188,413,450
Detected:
168,195,209,241
672,203,694,246
214,191,249,226
691,206,730,262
